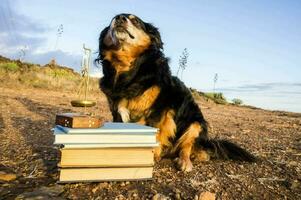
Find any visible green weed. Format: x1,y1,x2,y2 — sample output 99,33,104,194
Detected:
0,62,19,72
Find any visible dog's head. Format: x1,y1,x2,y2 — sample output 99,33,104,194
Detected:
96,14,163,68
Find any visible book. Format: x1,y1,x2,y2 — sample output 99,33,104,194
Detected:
53,123,158,144
54,131,156,144
55,122,158,134
59,167,153,182
63,143,159,148
55,113,103,128
60,148,154,167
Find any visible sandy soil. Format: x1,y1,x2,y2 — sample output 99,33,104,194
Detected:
0,86,300,200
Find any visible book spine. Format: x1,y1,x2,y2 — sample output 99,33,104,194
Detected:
59,167,153,182
63,143,159,148
54,134,156,144
60,148,154,167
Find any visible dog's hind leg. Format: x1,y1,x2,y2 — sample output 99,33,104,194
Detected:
174,122,202,172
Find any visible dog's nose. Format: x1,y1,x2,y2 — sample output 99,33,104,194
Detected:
115,14,127,24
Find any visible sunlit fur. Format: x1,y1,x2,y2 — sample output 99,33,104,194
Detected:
96,14,256,172
102,14,151,79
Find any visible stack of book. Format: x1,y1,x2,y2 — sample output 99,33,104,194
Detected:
53,122,158,182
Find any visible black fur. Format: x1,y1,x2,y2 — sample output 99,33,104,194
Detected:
197,138,256,162
95,14,255,162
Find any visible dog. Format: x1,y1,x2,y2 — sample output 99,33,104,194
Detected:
95,14,255,172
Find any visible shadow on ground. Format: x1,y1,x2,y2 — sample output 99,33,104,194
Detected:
1,97,73,199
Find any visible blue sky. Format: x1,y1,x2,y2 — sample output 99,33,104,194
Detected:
0,0,300,112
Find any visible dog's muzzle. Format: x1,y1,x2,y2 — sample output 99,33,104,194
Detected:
114,14,128,27
111,15,135,39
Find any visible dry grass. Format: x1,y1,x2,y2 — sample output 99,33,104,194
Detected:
0,56,100,93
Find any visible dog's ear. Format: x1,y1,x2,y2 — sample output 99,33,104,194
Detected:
95,26,110,64
144,23,163,50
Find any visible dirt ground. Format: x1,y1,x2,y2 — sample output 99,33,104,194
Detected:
0,86,300,200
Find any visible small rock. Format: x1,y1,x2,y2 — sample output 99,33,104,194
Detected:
92,186,98,194
125,181,130,185
291,180,300,190
208,172,214,178
98,182,109,189
174,188,181,193
15,185,65,200
0,171,17,182
288,161,298,167
32,153,39,157
120,182,126,187
173,188,181,199
175,193,181,200
115,194,126,200
41,185,65,196
152,193,169,200
198,191,216,200
166,178,173,183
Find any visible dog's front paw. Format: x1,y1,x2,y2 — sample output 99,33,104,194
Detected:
174,157,193,172
118,107,130,122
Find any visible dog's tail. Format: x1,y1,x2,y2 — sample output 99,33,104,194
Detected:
197,138,256,162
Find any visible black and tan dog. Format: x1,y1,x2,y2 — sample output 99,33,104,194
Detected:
95,14,255,172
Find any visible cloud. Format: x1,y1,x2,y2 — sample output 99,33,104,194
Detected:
237,83,272,91
0,32,45,51
0,2,47,33
0,0,82,72
0,49,82,72
217,82,301,94
0,0,48,50
25,50,82,71
25,50,102,75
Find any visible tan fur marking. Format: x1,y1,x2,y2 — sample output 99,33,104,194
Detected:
117,86,160,123
136,116,146,125
128,86,160,112
103,50,133,73
153,146,162,161
156,109,176,147
118,98,128,109
103,31,151,76
128,15,135,19
174,122,202,171
174,122,201,151
151,109,176,160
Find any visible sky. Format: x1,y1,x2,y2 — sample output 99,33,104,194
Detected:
0,0,300,112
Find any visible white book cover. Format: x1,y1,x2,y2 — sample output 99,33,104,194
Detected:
54,133,156,144
63,143,159,148
54,122,158,134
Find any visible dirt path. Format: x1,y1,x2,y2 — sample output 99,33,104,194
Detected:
0,86,300,199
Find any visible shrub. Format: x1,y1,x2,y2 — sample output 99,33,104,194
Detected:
0,56,100,92
204,92,228,104
232,98,243,105
43,67,78,80
0,62,19,72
